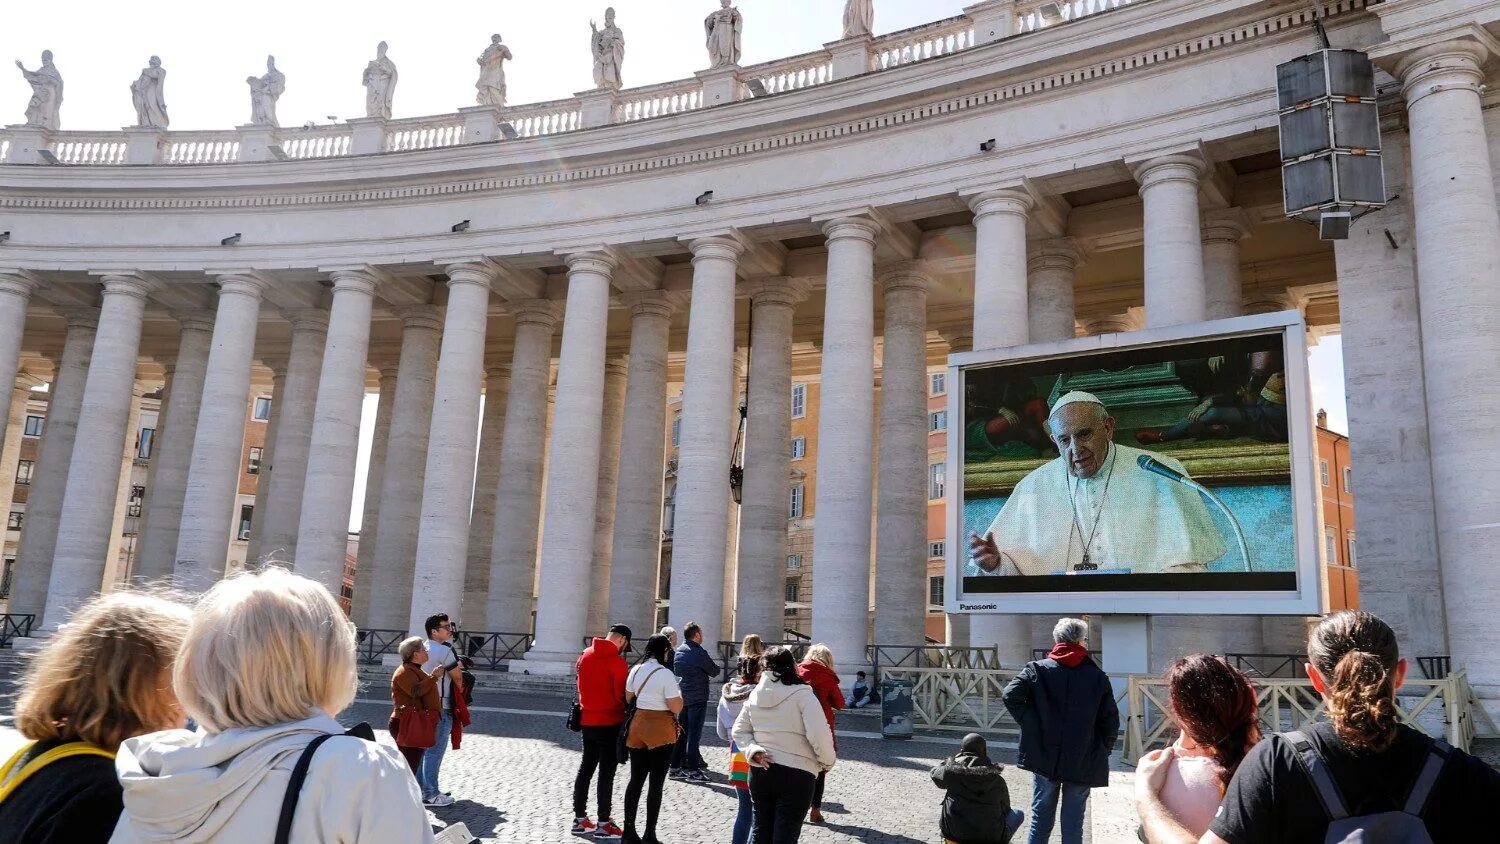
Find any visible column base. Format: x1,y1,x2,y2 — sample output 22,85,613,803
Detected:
517,649,580,675
11,632,52,651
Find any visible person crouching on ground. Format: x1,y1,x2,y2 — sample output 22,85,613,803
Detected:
932,733,1025,844
0,592,190,844
390,636,446,777
796,643,844,824
734,645,837,844
718,653,763,844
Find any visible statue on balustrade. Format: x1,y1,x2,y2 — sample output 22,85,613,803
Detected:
590,7,625,90
15,50,63,130
843,0,875,39
704,0,743,67
363,41,398,120
475,34,513,108
246,55,285,128
130,56,169,129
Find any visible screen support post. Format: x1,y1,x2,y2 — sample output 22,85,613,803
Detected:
1101,614,1152,701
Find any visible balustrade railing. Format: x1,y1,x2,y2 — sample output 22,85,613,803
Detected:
164,133,240,164
385,116,466,152
742,50,834,95
51,133,128,165
1,613,37,648
873,15,975,70
1017,0,1134,33
280,126,354,159
618,80,704,122
354,628,408,665
503,98,583,138
459,631,532,669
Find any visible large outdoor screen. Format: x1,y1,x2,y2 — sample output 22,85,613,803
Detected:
946,312,1321,616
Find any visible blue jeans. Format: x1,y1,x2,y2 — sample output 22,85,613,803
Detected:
1027,775,1088,844
732,786,754,844
670,702,707,769
419,710,454,799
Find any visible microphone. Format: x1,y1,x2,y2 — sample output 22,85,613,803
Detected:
1137,453,1188,483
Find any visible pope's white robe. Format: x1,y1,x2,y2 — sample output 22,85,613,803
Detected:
974,443,1225,576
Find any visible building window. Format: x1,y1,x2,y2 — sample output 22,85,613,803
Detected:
791,384,806,419
785,578,800,603
929,410,948,432
931,372,946,396
1324,525,1336,563
786,553,802,570
929,462,946,500
789,484,805,519
790,437,806,460
137,427,155,460
929,575,945,606
237,505,254,541
1347,532,1357,568
247,447,263,475
252,397,272,421
23,415,43,437
784,606,799,617
7,512,22,531
0,558,12,599
127,485,145,518
1342,466,1353,493
929,541,945,559
1319,459,1330,486
15,460,34,485
671,414,682,446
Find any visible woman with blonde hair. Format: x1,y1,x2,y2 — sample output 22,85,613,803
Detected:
390,636,446,776
110,567,433,843
0,591,190,844
796,643,844,824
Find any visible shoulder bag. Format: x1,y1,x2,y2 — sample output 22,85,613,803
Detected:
616,665,667,764
274,726,376,844
394,671,441,749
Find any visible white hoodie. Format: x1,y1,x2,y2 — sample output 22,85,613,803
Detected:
731,676,837,778
109,712,434,844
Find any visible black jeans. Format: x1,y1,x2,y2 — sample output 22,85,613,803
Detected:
572,724,621,821
750,763,818,844
811,770,827,809
624,743,674,839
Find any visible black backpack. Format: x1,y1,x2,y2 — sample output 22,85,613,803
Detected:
1285,730,1450,843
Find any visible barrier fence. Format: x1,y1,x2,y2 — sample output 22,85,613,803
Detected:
0,614,34,649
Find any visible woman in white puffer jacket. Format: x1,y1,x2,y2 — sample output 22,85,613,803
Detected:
731,646,836,844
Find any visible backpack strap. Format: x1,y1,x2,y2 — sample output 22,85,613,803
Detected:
1403,738,1451,816
276,729,374,844
1284,731,1350,821
0,741,116,805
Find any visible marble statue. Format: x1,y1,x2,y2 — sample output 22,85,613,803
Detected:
130,56,169,129
475,34,513,108
843,0,875,38
590,7,625,90
15,50,62,130
246,55,285,128
704,0,743,67
363,41,398,120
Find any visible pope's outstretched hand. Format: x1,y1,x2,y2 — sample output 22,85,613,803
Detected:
969,531,1001,572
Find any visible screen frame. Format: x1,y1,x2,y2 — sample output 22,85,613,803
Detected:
944,310,1322,617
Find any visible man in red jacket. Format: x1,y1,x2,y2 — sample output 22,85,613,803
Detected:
572,623,631,840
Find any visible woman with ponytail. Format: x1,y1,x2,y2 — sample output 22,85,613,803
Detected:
1137,611,1500,843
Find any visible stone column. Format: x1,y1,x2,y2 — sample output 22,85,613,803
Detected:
584,358,629,636
810,216,879,675
721,347,747,643
734,279,805,642
1201,209,1251,321
135,312,215,581
527,252,616,664
486,300,560,633
366,306,442,630
875,263,931,647
0,385,30,561
102,383,146,587
351,364,398,627
172,275,266,595
608,292,678,635
1132,153,1208,328
41,274,153,628
665,236,744,646
253,310,329,564
406,263,495,635
1392,39,1500,691
294,270,378,594
243,363,286,567
461,361,510,627
0,273,38,451
9,310,95,616
1027,238,1081,343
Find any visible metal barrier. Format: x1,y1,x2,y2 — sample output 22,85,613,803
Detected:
461,631,532,669
1032,648,1103,663
878,665,1022,733
354,628,408,665
1418,656,1453,680
0,614,34,649
1227,652,1308,679
874,644,1000,670
716,640,810,681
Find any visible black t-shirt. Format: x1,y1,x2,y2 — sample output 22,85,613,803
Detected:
0,740,123,844
1209,721,1500,843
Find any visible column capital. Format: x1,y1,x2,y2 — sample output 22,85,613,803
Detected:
443,260,499,290
328,268,381,296
1027,237,1084,272
258,353,290,375
562,250,617,277
375,360,402,381
169,309,217,333
483,358,512,379
0,270,40,299
1200,208,1253,245
214,272,271,299
503,297,562,329
1389,37,1490,106
742,276,811,308
281,308,330,334
605,356,631,378
97,271,158,300
818,215,881,244
686,234,748,264
936,323,973,352
394,303,444,332
966,188,1032,220
619,288,686,320
1129,152,1208,190
62,307,101,330
878,260,934,294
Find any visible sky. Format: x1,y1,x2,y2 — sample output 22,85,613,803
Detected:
2,0,1348,528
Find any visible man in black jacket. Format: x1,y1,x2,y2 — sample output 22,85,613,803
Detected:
1001,618,1118,844
931,733,1025,843
668,621,721,782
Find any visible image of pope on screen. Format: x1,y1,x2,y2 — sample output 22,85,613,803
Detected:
967,390,1225,577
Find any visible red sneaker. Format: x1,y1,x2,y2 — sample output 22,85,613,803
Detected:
594,821,624,840
571,817,597,834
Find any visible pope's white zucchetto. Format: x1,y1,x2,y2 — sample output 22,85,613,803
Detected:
1051,390,1105,411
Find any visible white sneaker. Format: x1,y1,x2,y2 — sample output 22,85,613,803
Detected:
424,794,455,807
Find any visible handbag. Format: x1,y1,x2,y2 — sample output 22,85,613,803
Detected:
395,705,440,749
567,698,583,732
616,664,666,764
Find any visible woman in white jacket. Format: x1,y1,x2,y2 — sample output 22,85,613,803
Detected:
109,567,433,844
732,646,836,844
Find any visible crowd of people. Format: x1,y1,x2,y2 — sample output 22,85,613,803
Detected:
3,563,1497,844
